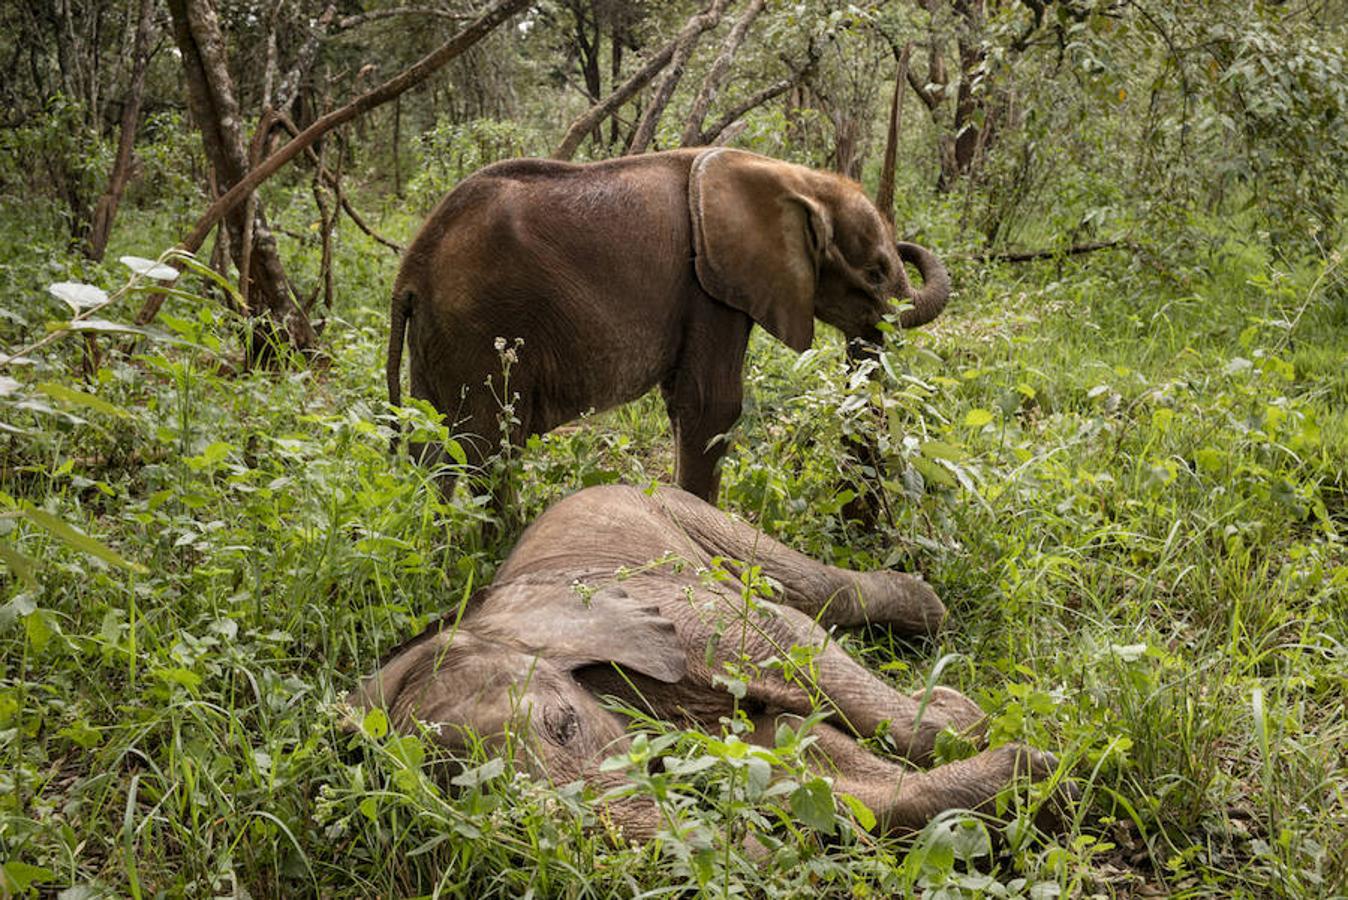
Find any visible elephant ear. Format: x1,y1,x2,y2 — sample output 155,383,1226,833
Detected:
689,148,830,353
474,580,687,683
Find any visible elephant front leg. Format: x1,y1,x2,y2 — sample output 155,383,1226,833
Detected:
754,605,983,764
663,385,744,505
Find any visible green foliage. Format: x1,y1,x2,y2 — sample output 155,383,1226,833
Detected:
407,117,547,211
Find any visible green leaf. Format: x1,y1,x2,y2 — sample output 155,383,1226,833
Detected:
2,861,57,893
444,438,468,467
789,777,836,834
153,667,202,690
361,707,389,740
964,408,995,428
21,504,145,572
839,792,876,831
24,608,54,653
0,541,39,588
920,440,965,462
911,456,956,488
37,382,128,418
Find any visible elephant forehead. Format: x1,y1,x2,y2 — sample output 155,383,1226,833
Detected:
834,194,894,261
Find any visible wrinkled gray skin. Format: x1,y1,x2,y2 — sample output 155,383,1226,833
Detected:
388,148,950,501
349,485,1057,841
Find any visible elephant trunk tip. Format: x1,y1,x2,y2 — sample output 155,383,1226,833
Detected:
895,241,951,329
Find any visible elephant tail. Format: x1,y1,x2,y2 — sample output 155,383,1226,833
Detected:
895,242,951,328
387,289,414,449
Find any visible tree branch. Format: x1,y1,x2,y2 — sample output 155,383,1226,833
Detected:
966,239,1129,262
680,0,765,146
137,0,529,326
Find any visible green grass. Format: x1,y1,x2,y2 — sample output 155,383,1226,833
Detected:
1,192,1345,897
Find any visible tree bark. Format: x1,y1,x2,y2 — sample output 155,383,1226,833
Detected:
137,0,531,331
628,0,731,155
554,41,677,159
86,0,155,261
874,43,911,227
163,0,316,359
679,0,764,146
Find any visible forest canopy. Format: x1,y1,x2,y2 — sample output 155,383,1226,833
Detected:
1,1,1346,897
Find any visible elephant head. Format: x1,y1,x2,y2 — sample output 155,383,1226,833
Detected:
346,579,686,777
688,148,951,353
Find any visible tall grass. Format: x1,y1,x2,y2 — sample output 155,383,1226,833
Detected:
1,197,1344,896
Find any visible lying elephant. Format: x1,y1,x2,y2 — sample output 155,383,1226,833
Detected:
348,485,1058,840
387,148,950,502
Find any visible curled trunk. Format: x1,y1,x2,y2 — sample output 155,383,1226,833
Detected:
895,241,950,328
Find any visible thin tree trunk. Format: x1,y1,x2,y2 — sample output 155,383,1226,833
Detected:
86,0,155,261
163,0,316,359
554,41,677,160
137,0,531,330
628,0,731,155
608,18,624,148
874,43,911,228
392,93,402,197
680,0,763,146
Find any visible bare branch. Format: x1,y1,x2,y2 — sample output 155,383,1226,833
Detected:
628,0,731,154
680,0,765,146
137,0,529,327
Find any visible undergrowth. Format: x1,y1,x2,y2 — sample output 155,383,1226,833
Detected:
1,194,1345,897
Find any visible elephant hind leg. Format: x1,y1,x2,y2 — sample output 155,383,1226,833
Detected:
746,713,1063,834
647,487,946,634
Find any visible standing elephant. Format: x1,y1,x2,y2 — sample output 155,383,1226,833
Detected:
387,148,950,500
348,485,1061,841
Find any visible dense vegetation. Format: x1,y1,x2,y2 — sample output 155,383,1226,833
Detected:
2,0,1346,896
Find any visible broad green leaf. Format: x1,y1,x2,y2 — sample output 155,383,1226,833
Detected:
2,861,56,893
0,541,38,588
153,667,203,689
964,408,995,428
37,382,128,418
920,440,965,462
789,777,836,834
444,438,468,466
911,455,956,488
451,756,505,788
361,707,389,739
25,608,53,652
21,504,145,572
839,792,876,831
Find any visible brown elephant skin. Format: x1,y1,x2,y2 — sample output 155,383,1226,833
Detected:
387,149,950,500
348,485,1061,841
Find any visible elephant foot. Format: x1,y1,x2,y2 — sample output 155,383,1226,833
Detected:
857,571,948,636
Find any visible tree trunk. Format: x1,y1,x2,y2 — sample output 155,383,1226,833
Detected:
554,42,677,159
628,0,731,155
138,0,531,338
680,0,764,146
874,43,911,227
165,0,317,361
86,0,155,261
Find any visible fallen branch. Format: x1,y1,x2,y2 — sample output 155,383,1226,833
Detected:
136,0,528,326
966,239,1129,263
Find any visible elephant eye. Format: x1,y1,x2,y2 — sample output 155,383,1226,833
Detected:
866,267,887,287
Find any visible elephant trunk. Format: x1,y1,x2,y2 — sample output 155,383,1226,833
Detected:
894,242,950,328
